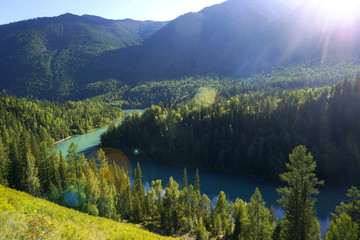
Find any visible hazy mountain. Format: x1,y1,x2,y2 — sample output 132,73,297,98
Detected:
0,13,167,99
88,0,360,83
1,0,360,100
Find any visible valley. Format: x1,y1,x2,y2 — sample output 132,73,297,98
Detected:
1,0,360,239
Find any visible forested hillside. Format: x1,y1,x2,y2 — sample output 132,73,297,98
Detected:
101,76,360,184
1,0,360,101
0,14,166,100
91,59,360,108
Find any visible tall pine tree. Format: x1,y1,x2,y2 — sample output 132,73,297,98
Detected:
277,145,323,240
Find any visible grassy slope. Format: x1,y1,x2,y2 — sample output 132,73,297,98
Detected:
0,185,175,240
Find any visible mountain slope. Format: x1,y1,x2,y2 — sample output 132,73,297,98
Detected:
87,0,360,83
0,184,175,239
0,14,167,100
1,0,360,101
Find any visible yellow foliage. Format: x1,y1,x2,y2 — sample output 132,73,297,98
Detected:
0,185,177,240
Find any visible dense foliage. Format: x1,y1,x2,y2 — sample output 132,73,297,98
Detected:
0,94,123,192
91,59,360,108
101,76,360,184
0,93,124,142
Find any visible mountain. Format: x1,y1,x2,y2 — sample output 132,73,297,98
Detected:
0,184,174,239
0,13,167,100
87,0,360,83
1,0,360,101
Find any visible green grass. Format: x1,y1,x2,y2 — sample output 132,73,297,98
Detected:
0,185,176,240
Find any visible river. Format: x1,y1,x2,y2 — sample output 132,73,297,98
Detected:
55,109,351,238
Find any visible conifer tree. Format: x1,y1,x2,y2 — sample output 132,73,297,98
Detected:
277,145,323,240
19,131,31,190
196,217,209,240
272,221,282,240
131,162,145,221
195,168,200,192
66,142,78,181
151,179,163,218
183,167,188,190
215,191,230,236
199,194,212,228
332,186,360,236
246,188,272,240
8,138,19,188
98,178,115,219
326,213,358,240
26,151,40,196
161,177,180,234
58,151,69,188
233,198,247,240
98,148,110,181
0,136,9,186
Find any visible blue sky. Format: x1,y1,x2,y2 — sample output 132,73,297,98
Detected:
0,0,226,25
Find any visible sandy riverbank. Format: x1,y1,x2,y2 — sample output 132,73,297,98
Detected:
54,136,72,144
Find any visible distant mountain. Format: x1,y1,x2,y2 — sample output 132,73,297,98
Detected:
0,13,167,99
88,0,360,83
1,0,360,100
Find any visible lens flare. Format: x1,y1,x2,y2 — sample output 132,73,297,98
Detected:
194,87,219,107
64,184,85,207
89,147,132,177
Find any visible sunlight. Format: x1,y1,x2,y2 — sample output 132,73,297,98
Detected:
311,0,360,22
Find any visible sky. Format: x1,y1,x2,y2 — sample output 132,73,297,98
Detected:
0,0,227,25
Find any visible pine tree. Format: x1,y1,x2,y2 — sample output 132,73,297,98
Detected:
151,179,163,219
161,177,180,234
326,213,358,240
9,138,21,189
332,186,360,236
98,148,110,181
196,217,209,240
58,151,69,188
233,198,247,240
195,168,200,192
246,188,272,240
0,136,9,186
272,221,282,240
19,131,31,190
183,167,188,190
215,191,230,237
277,145,323,240
26,151,40,196
98,178,115,219
131,162,145,221
66,142,78,181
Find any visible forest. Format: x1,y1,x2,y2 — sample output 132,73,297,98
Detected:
101,76,360,184
90,59,360,108
0,79,359,239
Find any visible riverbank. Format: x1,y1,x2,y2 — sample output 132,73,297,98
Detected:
53,116,126,146
54,136,72,144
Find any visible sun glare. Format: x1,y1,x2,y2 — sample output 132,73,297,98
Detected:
311,0,360,22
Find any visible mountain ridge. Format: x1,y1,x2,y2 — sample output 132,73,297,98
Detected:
1,0,360,100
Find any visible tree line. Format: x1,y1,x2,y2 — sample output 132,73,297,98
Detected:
2,136,359,239
101,76,360,184
0,93,359,239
